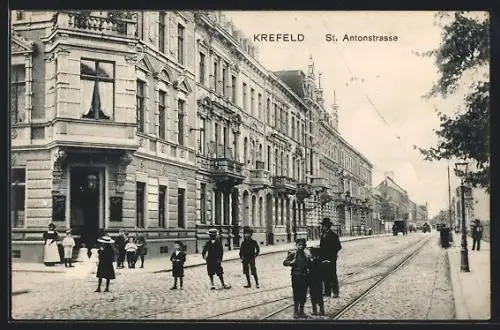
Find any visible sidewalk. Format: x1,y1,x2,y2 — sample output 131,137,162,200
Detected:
12,233,391,274
447,235,490,320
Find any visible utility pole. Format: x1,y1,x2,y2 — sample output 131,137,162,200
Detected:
447,163,453,228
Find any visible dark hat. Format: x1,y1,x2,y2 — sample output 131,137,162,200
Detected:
243,226,253,234
295,238,307,245
97,236,115,244
208,228,218,236
174,240,183,246
320,217,333,226
475,219,481,223
48,222,56,229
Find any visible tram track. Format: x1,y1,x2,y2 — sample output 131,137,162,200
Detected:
138,236,430,320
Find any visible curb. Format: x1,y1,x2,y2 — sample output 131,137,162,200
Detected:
12,234,391,274
447,245,470,320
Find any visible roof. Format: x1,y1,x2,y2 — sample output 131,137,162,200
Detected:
273,70,306,98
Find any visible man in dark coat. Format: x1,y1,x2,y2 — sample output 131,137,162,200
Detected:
472,219,484,251
202,228,231,290
114,229,127,269
239,226,260,288
319,217,342,298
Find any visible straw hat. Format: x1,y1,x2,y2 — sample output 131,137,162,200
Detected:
97,236,115,244
207,228,218,236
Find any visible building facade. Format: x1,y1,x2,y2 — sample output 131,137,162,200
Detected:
10,10,373,262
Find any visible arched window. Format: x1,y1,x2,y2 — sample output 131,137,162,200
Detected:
243,137,248,165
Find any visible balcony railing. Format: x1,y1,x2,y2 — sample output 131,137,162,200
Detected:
211,158,243,174
311,177,329,190
272,176,297,195
54,12,137,38
249,168,271,186
296,183,313,201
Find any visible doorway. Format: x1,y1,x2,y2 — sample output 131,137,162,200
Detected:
70,167,103,249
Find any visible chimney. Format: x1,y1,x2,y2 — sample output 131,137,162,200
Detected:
384,171,395,180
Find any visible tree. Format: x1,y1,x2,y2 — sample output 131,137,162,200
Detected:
416,12,490,193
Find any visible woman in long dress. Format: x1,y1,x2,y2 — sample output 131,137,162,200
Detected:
43,223,61,266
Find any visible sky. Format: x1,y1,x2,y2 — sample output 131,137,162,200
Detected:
223,11,490,219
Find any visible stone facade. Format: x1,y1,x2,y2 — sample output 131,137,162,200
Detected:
10,10,373,262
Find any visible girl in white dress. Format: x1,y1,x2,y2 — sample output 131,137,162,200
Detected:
89,244,100,274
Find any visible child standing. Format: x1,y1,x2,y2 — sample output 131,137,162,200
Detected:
62,229,76,268
239,226,260,288
202,228,231,290
76,243,89,263
135,234,148,268
283,238,311,318
309,247,325,316
95,236,116,292
125,236,138,268
89,244,100,267
170,241,186,290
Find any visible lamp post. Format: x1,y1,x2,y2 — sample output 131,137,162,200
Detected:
455,162,470,272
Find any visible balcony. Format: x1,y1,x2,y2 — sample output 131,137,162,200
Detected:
249,161,271,188
208,142,244,189
54,11,137,38
296,183,313,201
272,176,297,195
311,177,329,190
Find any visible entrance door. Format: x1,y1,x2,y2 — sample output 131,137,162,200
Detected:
71,167,102,249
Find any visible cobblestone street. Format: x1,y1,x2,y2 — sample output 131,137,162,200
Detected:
12,234,433,320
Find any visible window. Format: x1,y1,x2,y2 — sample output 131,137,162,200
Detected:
200,183,207,224
198,117,205,153
258,93,262,120
291,118,295,139
214,122,219,149
267,145,271,171
213,61,218,92
177,24,185,65
199,53,206,84
231,75,237,102
242,83,247,110
177,188,185,228
11,168,25,228
81,59,114,120
267,98,271,124
159,11,166,53
136,80,145,133
159,90,166,139
16,11,24,20
222,65,227,97
10,65,25,124
136,182,145,228
250,88,255,116
159,185,167,228
274,104,278,128
177,99,185,146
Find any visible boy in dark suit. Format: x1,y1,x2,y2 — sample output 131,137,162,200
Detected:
202,228,231,290
309,247,325,315
283,238,311,318
239,226,260,288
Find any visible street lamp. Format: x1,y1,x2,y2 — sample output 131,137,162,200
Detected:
455,162,470,272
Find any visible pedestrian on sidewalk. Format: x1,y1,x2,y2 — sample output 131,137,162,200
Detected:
62,229,76,268
239,226,260,289
114,229,127,269
43,223,61,266
309,247,325,316
95,236,116,293
440,224,451,249
125,236,138,269
89,244,100,270
319,217,342,298
202,228,231,290
472,219,484,251
170,241,186,290
283,238,311,319
135,234,148,268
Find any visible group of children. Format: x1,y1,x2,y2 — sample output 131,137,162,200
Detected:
46,223,325,318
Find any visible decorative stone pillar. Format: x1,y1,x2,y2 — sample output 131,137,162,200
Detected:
116,151,134,194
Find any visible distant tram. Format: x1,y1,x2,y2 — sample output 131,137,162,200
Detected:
392,220,408,236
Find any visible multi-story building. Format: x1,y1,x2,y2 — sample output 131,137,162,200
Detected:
10,10,373,262
274,62,373,239
374,173,410,231
416,204,428,227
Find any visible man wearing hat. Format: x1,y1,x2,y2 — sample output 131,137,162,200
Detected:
62,229,76,268
239,226,260,288
472,219,484,251
202,228,231,290
319,217,342,298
